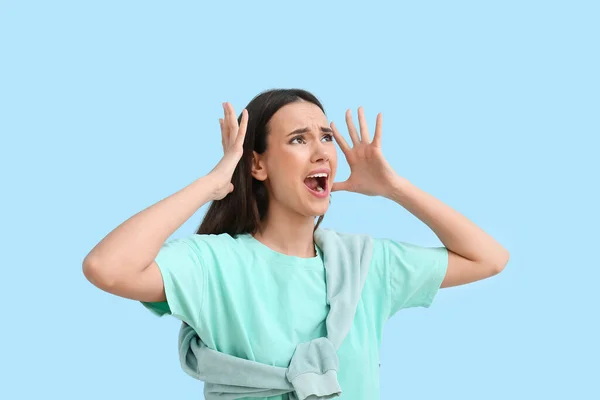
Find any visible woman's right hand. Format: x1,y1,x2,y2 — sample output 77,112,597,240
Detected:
207,102,249,201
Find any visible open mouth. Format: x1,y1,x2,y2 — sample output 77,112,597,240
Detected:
303,173,328,195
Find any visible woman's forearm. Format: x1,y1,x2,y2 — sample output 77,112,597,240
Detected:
386,176,510,268
83,174,219,282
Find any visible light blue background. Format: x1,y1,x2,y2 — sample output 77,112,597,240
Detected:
1,1,598,398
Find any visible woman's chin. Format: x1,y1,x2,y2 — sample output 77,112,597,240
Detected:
292,190,331,217
308,203,330,217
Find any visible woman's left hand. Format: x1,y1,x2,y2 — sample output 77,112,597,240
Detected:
330,107,400,197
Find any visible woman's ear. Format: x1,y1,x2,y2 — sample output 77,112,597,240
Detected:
251,151,267,181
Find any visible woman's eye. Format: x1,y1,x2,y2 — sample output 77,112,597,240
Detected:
322,134,333,142
290,136,305,144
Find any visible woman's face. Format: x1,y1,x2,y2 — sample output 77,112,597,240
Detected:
253,100,338,218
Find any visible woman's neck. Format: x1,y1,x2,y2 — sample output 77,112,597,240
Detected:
253,207,317,258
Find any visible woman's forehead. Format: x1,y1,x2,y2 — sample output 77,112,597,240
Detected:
269,102,328,131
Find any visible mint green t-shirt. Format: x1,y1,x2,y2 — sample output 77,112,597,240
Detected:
141,231,448,399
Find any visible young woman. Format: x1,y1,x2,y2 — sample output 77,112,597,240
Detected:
83,89,509,399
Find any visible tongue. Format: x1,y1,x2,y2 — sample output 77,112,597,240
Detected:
304,177,319,190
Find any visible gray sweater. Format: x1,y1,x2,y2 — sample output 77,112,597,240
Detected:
177,228,373,400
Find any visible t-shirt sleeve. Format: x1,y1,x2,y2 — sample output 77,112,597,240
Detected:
140,236,206,330
377,238,448,317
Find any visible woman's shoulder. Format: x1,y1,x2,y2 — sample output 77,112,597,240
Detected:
315,228,379,248
160,233,254,273
315,227,373,238
315,228,392,261
177,232,249,250
317,228,413,247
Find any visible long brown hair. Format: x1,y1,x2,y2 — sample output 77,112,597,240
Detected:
196,89,327,236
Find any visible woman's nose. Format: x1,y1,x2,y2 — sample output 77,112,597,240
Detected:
311,142,330,163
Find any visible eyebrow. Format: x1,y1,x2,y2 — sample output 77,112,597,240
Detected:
287,127,333,136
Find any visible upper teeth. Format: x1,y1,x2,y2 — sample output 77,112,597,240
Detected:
307,173,328,178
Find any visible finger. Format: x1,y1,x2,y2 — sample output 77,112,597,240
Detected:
225,102,238,142
222,103,232,143
345,109,360,145
235,109,249,148
357,106,370,143
372,112,383,147
330,121,351,155
219,118,226,149
331,180,351,192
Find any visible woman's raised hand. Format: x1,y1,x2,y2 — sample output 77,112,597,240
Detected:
207,102,248,200
330,107,400,198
